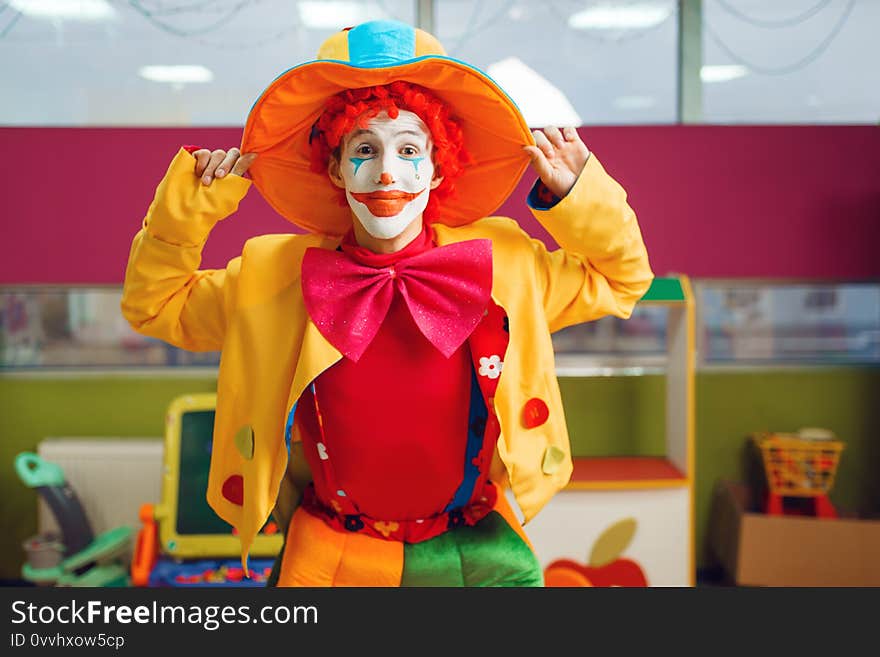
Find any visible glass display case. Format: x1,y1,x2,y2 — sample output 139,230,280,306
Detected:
0,287,220,370
549,280,880,374
3,280,878,371
698,280,880,366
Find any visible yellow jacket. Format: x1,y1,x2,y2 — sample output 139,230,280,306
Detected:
122,147,654,562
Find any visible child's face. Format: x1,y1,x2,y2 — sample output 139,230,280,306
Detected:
329,110,442,240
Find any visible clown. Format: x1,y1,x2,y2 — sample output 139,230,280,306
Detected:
121,20,654,586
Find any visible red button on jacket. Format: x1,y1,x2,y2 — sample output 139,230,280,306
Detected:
522,397,549,429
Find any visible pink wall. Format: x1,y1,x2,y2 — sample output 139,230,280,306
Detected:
2,125,878,284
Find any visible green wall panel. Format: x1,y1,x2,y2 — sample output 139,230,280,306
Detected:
558,375,666,457
0,375,217,582
693,369,880,567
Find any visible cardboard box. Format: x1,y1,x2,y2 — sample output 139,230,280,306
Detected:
708,480,880,586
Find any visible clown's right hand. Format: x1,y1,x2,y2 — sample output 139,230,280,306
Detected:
191,147,258,186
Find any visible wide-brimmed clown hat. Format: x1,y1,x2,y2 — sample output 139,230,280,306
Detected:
241,19,534,236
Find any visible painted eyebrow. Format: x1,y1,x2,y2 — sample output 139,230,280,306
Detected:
348,128,375,141
348,128,426,142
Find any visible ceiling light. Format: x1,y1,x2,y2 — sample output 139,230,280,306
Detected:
487,57,582,128
701,65,748,83
297,1,384,30
139,66,214,85
10,0,116,21
568,3,672,30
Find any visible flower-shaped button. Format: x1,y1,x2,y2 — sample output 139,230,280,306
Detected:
447,509,465,530
522,397,549,428
344,515,365,532
374,520,400,538
478,355,503,379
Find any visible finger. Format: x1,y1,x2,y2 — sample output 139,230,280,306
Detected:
532,130,555,159
523,145,553,181
214,147,240,179
201,150,227,185
193,149,212,177
230,152,258,177
544,126,565,149
523,144,544,163
562,126,579,142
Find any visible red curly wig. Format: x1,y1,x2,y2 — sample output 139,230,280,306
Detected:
309,81,470,223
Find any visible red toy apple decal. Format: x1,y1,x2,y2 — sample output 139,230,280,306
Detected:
544,517,648,587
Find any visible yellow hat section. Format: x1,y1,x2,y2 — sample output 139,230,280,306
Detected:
414,28,446,57
315,29,349,61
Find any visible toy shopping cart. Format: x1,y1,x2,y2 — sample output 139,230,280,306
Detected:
751,428,844,519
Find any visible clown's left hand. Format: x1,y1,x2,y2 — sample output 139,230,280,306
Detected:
524,127,590,199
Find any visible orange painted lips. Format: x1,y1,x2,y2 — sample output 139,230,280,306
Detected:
350,189,424,217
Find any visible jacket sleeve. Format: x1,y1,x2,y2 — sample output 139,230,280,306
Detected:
121,147,252,351
527,154,654,333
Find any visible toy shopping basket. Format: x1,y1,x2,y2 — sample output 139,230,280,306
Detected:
751,429,844,518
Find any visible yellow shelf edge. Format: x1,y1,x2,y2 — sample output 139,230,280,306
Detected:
565,478,691,491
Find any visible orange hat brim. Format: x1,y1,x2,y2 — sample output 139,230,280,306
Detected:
241,56,535,236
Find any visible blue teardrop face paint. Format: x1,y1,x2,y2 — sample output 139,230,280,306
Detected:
399,156,425,173
349,157,370,175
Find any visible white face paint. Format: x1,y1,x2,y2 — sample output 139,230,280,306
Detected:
334,110,436,240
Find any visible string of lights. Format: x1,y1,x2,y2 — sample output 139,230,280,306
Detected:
0,1,409,51
0,8,19,38
714,0,833,30
191,22,302,51
443,0,490,55
126,0,255,37
705,0,856,76
123,1,409,51
128,1,238,16
440,0,539,58
446,0,677,52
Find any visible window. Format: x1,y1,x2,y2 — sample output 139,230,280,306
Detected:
0,0,416,125
702,0,880,123
435,0,679,126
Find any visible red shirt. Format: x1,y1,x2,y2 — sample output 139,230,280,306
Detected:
297,225,472,520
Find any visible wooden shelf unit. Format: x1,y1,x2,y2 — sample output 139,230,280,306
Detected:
527,276,696,587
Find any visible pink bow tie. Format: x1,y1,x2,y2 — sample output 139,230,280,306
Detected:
301,239,493,362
